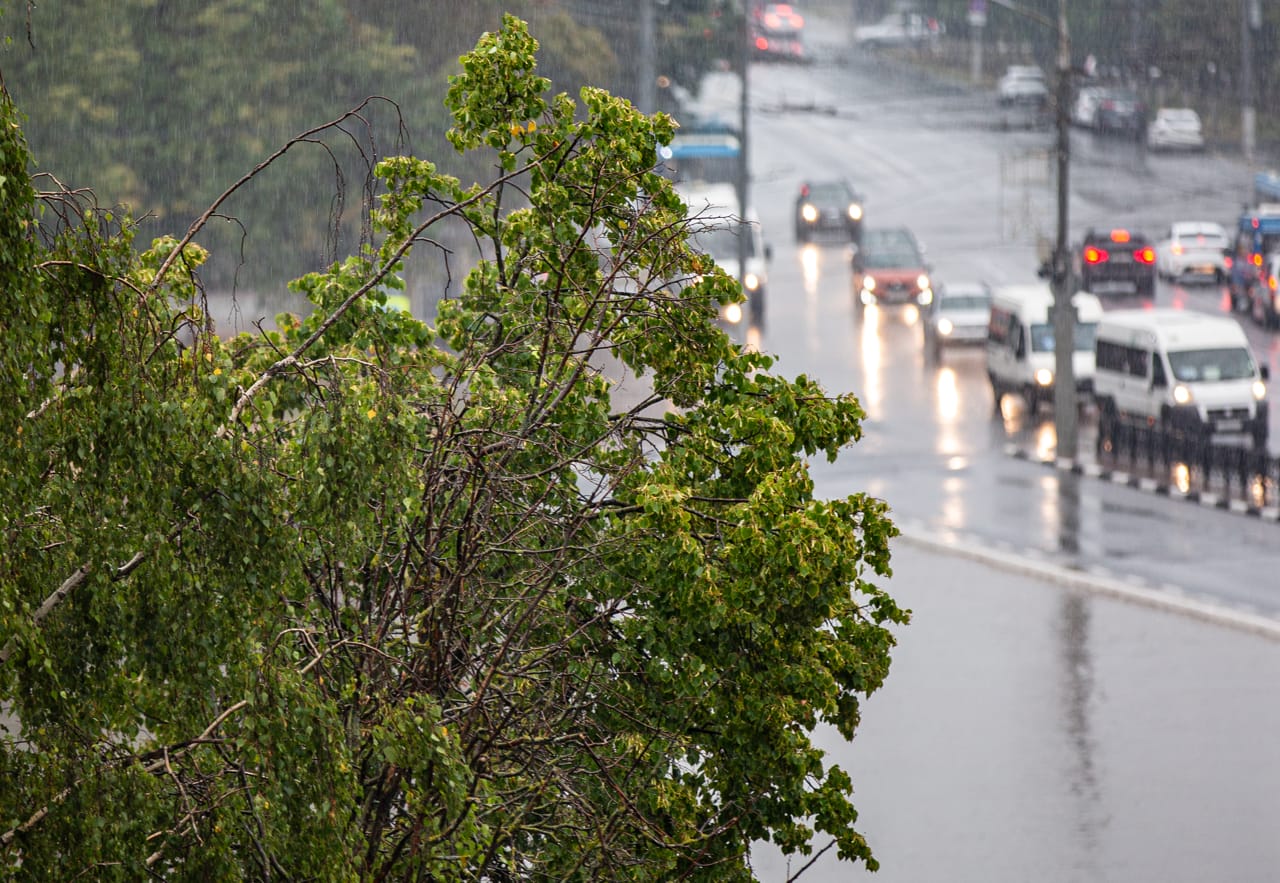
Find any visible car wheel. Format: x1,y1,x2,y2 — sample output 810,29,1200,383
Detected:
1096,399,1116,454
989,375,1003,413
1023,385,1040,414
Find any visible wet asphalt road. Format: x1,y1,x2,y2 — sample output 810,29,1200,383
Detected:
745,13,1280,881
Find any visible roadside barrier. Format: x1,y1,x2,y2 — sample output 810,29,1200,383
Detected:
1093,417,1275,511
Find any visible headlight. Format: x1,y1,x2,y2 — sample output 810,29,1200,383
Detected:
916,274,931,291
848,203,863,221
1254,380,1267,401
801,203,818,222
723,302,744,324
862,275,876,292
1034,368,1054,387
743,272,761,291
917,288,933,305
937,318,954,335
1173,384,1193,405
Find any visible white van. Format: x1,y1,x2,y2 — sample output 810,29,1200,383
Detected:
986,284,1103,413
676,181,769,332
1094,308,1269,448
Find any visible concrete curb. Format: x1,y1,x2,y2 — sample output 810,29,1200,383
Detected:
895,521,1280,641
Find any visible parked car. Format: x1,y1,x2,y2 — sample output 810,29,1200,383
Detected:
997,65,1048,107
1072,85,1106,128
1094,87,1146,136
852,227,932,314
1147,107,1204,151
922,282,992,360
853,11,940,49
1155,221,1230,283
1078,227,1157,296
794,178,864,243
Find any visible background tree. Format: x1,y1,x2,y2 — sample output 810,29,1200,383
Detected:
1,0,617,295
1,14,905,880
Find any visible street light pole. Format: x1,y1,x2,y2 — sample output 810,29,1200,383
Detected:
1242,0,1261,162
992,0,1077,458
1050,0,1077,461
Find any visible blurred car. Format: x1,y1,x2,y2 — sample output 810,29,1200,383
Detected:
853,11,941,49
1155,221,1230,283
794,178,864,243
997,65,1048,107
852,227,932,314
1079,227,1156,296
751,3,806,62
1253,253,1280,330
1146,107,1204,151
1094,87,1146,136
922,281,992,360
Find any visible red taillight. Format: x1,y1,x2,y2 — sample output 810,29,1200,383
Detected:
1271,276,1278,292
1225,256,1234,270
1135,247,1155,264
1084,246,1108,264
1254,253,1264,267
756,35,769,50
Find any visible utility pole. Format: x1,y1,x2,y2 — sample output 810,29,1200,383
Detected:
969,1,988,85
993,0,1076,459
1242,0,1261,163
639,0,657,115
1051,0,1077,461
737,3,756,326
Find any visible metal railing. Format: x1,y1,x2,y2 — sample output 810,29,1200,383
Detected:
1095,419,1277,511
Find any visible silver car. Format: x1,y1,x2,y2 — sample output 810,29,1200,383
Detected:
922,282,992,360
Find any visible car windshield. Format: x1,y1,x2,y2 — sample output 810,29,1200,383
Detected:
863,246,922,268
939,295,990,311
692,225,756,260
804,183,852,203
1029,321,1098,353
1168,347,1255,382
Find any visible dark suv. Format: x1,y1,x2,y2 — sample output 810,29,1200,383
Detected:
1079,228,1156,296
794,178,864,243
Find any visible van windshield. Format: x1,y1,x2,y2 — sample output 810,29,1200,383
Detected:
692,225,757,260
1029,321,1098,353
1168,347,1255,382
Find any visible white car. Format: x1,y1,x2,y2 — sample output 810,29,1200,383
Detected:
1072,85,1105,128
853,12,939,49
997,66,1048,106
1155,221,1230,283
922,282,992,360
1147,107,1204,151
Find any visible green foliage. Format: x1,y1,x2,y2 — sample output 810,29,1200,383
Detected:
1,14,905,879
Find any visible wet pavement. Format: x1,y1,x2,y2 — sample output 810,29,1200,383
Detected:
751,537,1280,882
